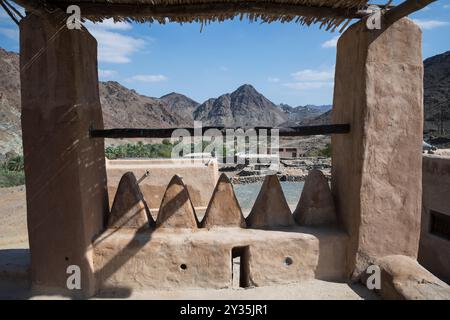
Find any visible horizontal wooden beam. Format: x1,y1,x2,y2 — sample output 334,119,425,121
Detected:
383,0,437,27
90,124,350,139
277,124,350,136
15,1,365,20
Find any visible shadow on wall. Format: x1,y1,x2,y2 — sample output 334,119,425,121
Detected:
91,170,344,296
94,174,200,298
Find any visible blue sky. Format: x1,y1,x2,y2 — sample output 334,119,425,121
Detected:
1,1,449,106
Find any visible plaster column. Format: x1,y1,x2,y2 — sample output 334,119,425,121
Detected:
332,18,423,279
20,11,108,297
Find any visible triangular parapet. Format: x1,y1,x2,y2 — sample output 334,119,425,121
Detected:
108,172,153,229
246,175,294,228
156,175,199,229
293,169,337,226
201,173,246,228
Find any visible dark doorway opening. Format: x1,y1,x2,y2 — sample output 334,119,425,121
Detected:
231,246,250,288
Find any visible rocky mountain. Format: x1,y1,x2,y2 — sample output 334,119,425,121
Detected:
100,81,189,129
193,84,287,127
278,103,329,126
160,92,199,122
3,46,449,156
423,51,450,142
301,110,332,126
305,104,332,113
0,48,21,156
0,48,193,156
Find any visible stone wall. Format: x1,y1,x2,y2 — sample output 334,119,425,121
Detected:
94,227,348,292
94,173,345,293
419,154,450,283
332,18,423,278
106,158,219,210
20,12,108,296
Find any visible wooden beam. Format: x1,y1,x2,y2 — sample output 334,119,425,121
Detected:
383,0,437,27
15,1,365,20
10,0,48,15
278,124,350,136
90,124,350,139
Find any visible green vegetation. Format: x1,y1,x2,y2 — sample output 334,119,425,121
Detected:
0,155,25,188
105,140,230,160
307,143,331,158
105,141,175,159
0,140,231,187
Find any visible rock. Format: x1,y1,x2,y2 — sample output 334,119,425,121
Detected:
156,175,198,229
108,172,152,229
374,255,450,300
293,169,336,226
433,149,450,156
201,173,246,228
246,175,294,228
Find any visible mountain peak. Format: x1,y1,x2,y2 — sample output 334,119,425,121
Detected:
235,84,258,93
160,92,182,99
194,84,287,127
159,91,199,121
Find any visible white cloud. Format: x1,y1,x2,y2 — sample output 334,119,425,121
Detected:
291,69,334,82
412,19,449,30
321,36,340,48
283,67,334,91
268,77,280,83
0,27,18,40
88,18,132,31
89,29,145,63
283,82,333,90
85,20,146,64
127,74,168,82
99,69,117,79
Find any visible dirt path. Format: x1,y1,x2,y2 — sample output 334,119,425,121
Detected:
0,186,28,249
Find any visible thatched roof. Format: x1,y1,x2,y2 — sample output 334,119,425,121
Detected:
13,0,372,32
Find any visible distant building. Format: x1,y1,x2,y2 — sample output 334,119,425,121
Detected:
278,147,298,158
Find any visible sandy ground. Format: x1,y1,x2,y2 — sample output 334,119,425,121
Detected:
0,186,28,249
0,276,378,300
0,185,379,300
91,282,378,300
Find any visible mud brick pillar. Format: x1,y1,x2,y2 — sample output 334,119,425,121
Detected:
331,18,423,279
20,11,108,297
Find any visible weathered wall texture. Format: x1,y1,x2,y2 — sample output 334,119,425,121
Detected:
376,255,450,300
156,175,199,229
108,172,152,229
94,227,348,292
332,18,423,278
106,158,218,210
294,169,336,226
201,173,246,228
246,175,294,228
419,155,450,283
20,12,108,296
